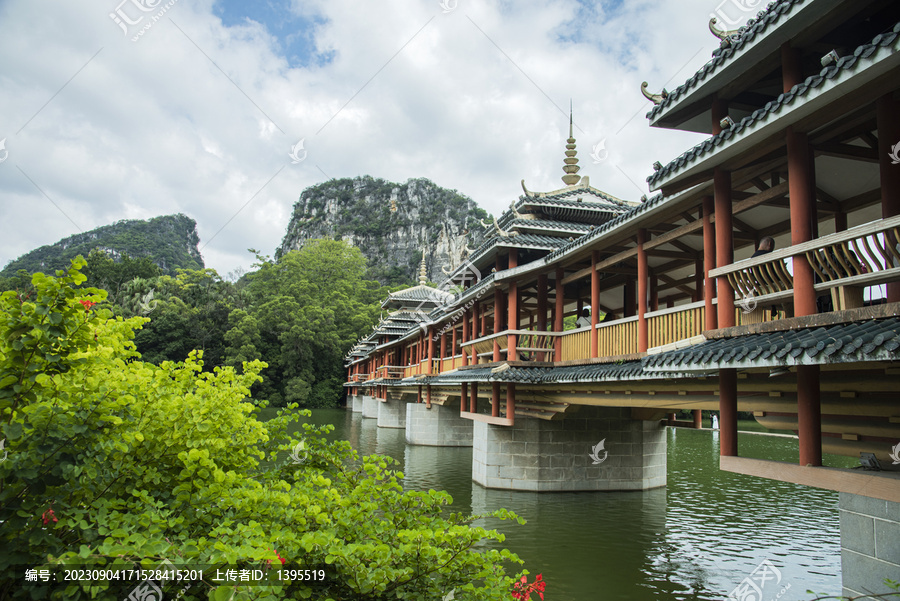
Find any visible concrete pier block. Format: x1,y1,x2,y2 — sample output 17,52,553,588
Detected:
405,403,473,447
350,394,363,413
361,395,379,419
472,406,666,492
840,493,900,598
377,398,408,429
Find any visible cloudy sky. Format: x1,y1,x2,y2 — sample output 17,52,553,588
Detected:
0,0,753,276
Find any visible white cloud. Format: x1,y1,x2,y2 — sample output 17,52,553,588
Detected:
0,0,736,275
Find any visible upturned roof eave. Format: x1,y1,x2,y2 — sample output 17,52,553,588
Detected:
647,0,841,128
647,34,900,192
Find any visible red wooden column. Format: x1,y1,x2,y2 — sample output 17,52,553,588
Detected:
470,382,478,413
537,273,548,360
440,331,446,367
787,127,817,316
877,94,900,302
554,267,564,361
703,196,717,330
787,117,822,466
426,327,435,374
491,383,500,417
462,307,469,367
460,383,467,416
711,94,728,135
507,249,519,361
506,383,516,424
714,167,738,457
471,301,480,364
590,251,600,357
714,168,735,327
637,229,648,353
650,274,659,311
693,410,702,429
493,288,504,362
451,324,457,368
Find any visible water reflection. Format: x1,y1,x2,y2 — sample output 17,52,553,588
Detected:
290,409,844,601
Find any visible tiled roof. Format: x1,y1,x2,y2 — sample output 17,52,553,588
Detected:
647,20,900,188
506,219,594,234
468,233,572,267
643,317,900,372
647,0,803,122
385,285,453,303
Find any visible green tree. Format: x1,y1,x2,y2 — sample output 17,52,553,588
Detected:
0,258,525,600
237,241,385,407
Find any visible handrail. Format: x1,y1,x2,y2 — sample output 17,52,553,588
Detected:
644,299,707,320
710,215,900,279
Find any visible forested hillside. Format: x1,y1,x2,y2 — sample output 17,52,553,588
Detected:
1,213,203,277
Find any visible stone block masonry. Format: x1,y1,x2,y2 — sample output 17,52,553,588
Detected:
377,398,407,429
350,394,363,413
840,492,900,598
405,403,473,446
361,395,379,419
472,406,667,492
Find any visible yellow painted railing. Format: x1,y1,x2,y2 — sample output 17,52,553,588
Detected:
647,303,705,348
559,328,590,361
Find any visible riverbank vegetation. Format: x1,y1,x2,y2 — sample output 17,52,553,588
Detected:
1,240,389,409
0,258,526,600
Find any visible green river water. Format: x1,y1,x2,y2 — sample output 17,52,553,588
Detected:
270,408,856,601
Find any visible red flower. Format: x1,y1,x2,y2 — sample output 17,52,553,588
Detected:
78,300,96,312
41,506,58,525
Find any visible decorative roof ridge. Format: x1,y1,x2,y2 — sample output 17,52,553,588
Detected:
647,20,900,188
645,0,804,122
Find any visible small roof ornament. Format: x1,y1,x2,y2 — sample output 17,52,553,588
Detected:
641,82,668,105
562,101,581,186
709,18,741,44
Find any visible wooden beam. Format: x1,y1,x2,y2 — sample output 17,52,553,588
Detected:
814,142,880,163
720,456,900,504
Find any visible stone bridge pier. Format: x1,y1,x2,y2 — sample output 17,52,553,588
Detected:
377,391,409,429
405,396,473,447
349,393,364,413
361,394,379,419
472,406,667,492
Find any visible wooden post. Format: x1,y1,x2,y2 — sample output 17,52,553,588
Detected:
493,288,503,362
462,308,469,367
719,369,738,456
470,382,478,413
491,382,500,417
877,94,900,302
506,383,516,424
471,301,480,365
715,168,735,327
650,274,659,312
451,325,457,368
781,42,802,92
637,229,648,353
508,249,519,361
703,195,717,330
427,328,435,374
798,365,822,466
461,383,467,416
507,282,518,362
591,251,600,357
440,332,446,365
787,126,817,316
693,409,702,429
537,273,548,360
555,267,564,361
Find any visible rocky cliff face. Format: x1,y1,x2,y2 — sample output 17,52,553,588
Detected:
1,214,204,276
278,176,489,286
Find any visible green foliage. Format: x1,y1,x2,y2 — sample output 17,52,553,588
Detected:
235,241,386,408
0,259,525,600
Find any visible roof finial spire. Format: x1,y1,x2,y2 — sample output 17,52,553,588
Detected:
418,249,428,286
562,100,581,186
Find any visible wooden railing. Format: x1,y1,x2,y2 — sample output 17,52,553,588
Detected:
559,317,640,361
559,327,590,361
374,365,405,379
710,216,900,308
647,302,705,348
